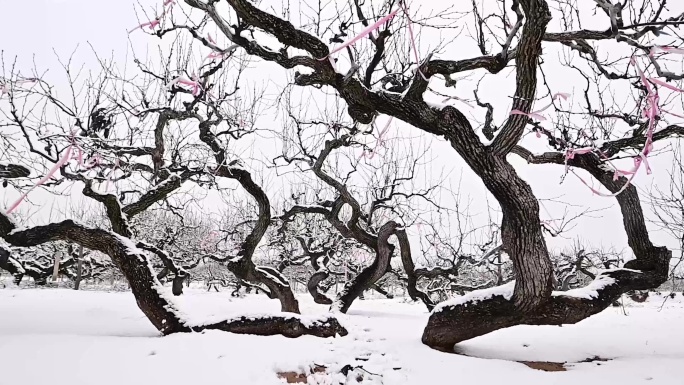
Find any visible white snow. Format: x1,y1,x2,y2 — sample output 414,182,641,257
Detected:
552,275,616,299
424,99,449,111
432,281,516,312
112,233,148,262
255,266,290,287
1,288,684,385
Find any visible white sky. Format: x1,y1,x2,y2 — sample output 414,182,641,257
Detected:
1,0,683,261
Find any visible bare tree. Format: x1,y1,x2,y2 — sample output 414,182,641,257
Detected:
0,37,346,337
273,110,439,312
650,143,684,291
175,0,682,349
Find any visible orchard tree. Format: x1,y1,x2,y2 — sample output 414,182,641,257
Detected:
0,32,346,338
650,143,684,289
172,0,684,349
273,105,441,311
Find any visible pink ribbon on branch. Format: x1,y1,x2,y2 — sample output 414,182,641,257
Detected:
510,92,571,122
318,3,426,80
562,55,682,197
400,0,427,80
167,74,203,96
129,19,161,33
6,146,74,214
648,77,684,93
0,78,39,97
5,130,88,214
129,0,175,34
650,45,684,57
358,117,393,161
319,8,401,61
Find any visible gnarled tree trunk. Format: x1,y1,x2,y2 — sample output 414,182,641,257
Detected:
0,216,347,338
422,150,671,350
396,228,434,311
0,246,25,284
199,121,301,313
332,222,397,312
228,261,301,313
183,0,675,348
307,255,333,305
74,245,83,290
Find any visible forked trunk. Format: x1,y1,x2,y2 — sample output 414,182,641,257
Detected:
0,219,346,339
331,222,397,313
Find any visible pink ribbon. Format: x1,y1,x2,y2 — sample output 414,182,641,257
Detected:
129,19,160,33
168,75,202,96
318,8,401,60
650,45,684,57
510,92,570,122
648,77,684,92
358,117,393,161
400,1,427,81
565,57,670,197
318,3,427,81
129,0,174,34
6,132,82,213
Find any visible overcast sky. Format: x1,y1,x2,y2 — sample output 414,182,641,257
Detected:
1,0,683,261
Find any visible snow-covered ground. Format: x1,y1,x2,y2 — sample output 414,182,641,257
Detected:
1,288,683,385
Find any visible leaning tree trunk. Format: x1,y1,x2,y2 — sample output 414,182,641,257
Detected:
199,120,301,313
422,151,671,350
0,218,347,338
370,284,394,299
74,245,83,290
395,228,434,311
331,222,398,313
307,255,334,305
484,157,554,311
227,261,301,313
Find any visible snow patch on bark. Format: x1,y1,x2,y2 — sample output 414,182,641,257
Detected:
432,281,516,313
552,275,616,300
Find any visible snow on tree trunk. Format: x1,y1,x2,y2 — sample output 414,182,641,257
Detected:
74,245,83,290
52,251,62,282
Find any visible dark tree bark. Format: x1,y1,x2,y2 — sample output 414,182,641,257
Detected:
307,270,333,304
333,222,396,312
0,246,25,284
0,163,30,179
307,255,334,305
422,269,666,351
199,120,300,313
333,222,433,311
395,228,434,311
370,284,394,299
74,245,83,290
